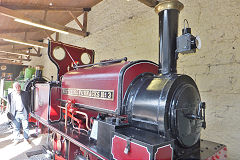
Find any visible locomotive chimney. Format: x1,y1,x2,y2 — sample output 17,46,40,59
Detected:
155,0,184,74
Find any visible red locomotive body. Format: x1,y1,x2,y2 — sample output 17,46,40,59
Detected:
33,83,61,122
27,0,227,160
62,61,158,114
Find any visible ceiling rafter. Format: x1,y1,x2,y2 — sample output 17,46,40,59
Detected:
0,59,23,65
0,49,41,57
83,11,88,32
43,10,48,21
44,30,54,41
0,1,100,63
0,6,88,37
68,9,90,35
69,11,84,30
55,32,59,41
0,28,41,34
0,55,30,62
0,42,12,46
24,31,27,40
32,47,41,56
0,34,48,48
0,45,31,52
0,52,26,58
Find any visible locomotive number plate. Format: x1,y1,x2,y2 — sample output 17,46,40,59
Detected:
62,88,114,101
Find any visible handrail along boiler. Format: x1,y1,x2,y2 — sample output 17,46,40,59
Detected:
27,0,227,160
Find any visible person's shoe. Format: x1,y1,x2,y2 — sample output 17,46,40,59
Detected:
13,139,23,145
24,139,31,144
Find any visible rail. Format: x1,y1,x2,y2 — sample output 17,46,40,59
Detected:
76,57,127,68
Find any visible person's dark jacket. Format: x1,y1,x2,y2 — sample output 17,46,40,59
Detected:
7,91,30,119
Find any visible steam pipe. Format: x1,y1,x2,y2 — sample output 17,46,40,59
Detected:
155,0,184,74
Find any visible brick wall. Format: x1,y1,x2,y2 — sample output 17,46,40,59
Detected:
25,0,240,159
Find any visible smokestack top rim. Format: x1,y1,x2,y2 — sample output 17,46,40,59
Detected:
155,0,184,14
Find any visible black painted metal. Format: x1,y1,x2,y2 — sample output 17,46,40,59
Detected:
35,70,43,79
125,74,203,148
158,9,179,74
96,120,117,157
119,60,158,115
23,77,47,112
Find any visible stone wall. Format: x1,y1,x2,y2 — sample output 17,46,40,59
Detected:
25,0,240,159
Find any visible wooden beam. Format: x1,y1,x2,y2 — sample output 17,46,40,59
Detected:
0,6,88,37
0,43,38,48
33,47,38,53
83,11,88,32
0,28,41,34
0,52,16,58
0,48,30,56
0,4,84,12
37,48,41,56
0,44,38,52
32,47,41,56
0,42,11,46
0,44,30,50
44,30,54,41
56,32,59,41
0,56,30,62
0,57,18,61
0,49,41,57
69,11,84,30
0,59,23,65
43,10,48,21
32,47,40,56
0,34,48,48
0,46,30,52
19,55,23,63
24,32,27,40
0,53,23,59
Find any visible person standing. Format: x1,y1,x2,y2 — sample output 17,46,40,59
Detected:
7,82,31,144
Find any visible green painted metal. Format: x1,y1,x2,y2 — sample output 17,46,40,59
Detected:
24,67,35,80
3,81,14,91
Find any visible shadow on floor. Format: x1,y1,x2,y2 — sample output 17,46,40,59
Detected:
0,139,13,150
9,134,49,160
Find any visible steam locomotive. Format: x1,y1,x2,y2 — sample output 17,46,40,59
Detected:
26,0,227,159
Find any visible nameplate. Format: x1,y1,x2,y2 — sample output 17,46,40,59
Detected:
62,88,114,101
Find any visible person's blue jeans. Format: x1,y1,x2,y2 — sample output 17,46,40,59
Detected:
12,111,29,140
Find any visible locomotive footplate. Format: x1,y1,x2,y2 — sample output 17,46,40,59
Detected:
184,140,227,160
31,113,227,160
112,127,227,160
112,127,175,160
30,113,109,160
